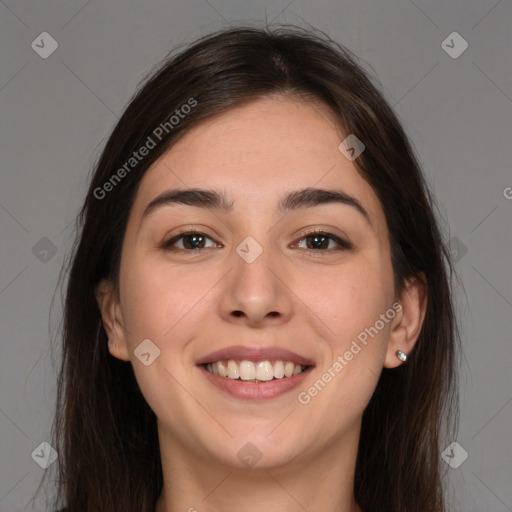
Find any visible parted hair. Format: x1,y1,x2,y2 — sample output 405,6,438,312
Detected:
34,24,459,512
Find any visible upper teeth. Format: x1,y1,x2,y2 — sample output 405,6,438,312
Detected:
206,360,305,381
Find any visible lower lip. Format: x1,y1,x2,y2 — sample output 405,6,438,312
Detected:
197,364,314,400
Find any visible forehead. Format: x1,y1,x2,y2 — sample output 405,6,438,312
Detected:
130,95,386,231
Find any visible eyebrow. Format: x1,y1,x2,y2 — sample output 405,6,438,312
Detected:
142,187,372,226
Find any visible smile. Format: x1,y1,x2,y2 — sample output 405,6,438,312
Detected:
204,359,308,382
196,345,315,399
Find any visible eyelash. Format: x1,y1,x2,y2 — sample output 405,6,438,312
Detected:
160,229,353,253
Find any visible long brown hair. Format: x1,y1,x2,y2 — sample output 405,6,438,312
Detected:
35,24,460,512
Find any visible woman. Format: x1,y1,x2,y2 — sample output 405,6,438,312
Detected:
38,25,460,512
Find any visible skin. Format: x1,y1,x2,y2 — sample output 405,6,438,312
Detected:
96,94,427,512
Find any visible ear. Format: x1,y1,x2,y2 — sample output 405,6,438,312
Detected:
95,279,130,362
384,274,428,368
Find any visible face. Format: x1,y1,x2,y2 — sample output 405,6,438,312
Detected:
98,95,417,471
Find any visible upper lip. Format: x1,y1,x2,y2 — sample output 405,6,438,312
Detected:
196,345,315,366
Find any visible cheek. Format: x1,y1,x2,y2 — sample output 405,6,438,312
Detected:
119,254,211,344
302,260,392,394
117,256,216,423
300,258,393,344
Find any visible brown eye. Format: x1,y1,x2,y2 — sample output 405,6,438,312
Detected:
295,231,352,251
162,231,219,251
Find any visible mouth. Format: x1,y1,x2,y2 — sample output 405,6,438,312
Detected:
196,345,315,400
202,359,309,382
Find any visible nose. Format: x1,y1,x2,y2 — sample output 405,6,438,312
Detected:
218,240,294,328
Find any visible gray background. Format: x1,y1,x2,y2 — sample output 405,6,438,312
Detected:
0,0,511,510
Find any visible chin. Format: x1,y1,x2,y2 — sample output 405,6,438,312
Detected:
211,434,304,471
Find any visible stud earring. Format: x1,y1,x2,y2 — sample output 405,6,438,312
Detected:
396,349,407,362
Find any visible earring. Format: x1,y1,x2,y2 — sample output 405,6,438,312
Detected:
396,349,407,362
